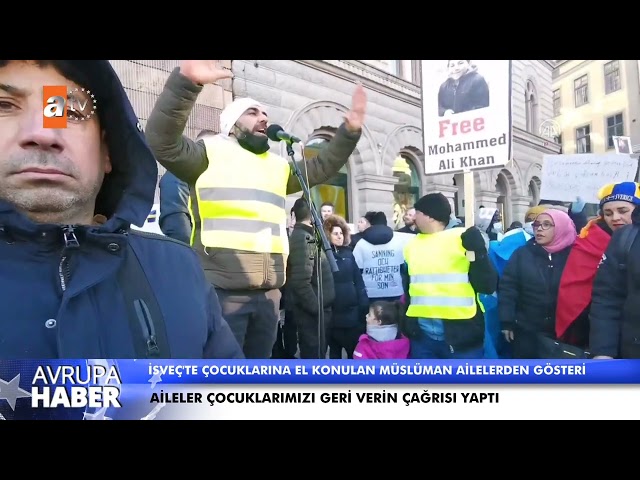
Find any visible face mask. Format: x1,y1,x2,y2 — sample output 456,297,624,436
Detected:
493,222,503,233
524,222,534,236
233,124,270,154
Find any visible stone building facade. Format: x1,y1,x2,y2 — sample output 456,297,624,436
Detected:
107,60,561,228
552,60,640,155
232,60,561,228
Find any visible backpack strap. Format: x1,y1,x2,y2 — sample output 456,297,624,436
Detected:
117,245,170,359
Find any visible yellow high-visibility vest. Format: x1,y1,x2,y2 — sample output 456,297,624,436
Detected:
404,228,477,320
194,136,290,254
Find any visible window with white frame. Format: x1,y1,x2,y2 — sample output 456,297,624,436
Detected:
606,113,624,149
553,89,561,117
576,125,591,153
604,61,621,94
574,75,588,107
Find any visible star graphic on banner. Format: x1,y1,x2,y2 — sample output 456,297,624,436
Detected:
141,403,166,420
148,372,162,388
0,374,31,411
83,406,112,420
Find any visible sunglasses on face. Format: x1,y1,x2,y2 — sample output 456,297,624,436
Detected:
532,221,554,231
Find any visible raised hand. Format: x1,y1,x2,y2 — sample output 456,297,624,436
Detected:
344,82,367,132
179,60,233,85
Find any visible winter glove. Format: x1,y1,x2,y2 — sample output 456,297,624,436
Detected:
461,226,487,253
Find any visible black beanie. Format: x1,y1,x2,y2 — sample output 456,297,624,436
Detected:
414,193,451,224
371,212,387,226
364,211,377,224
364,211,387,225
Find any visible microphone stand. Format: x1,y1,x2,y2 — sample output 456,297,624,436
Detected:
285,142,339,360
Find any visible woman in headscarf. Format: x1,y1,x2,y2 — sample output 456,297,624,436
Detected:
535,197,588,233
497,209,577,358
556,182,640,349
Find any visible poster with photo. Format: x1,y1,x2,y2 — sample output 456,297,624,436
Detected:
420,60,513,175
613,135,633,155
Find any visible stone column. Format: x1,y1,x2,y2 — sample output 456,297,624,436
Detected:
475,192,501,211
354,174,398,227
433,184,459,214
511,195,534,224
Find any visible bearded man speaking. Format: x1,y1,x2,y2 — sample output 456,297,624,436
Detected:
146,60,367,358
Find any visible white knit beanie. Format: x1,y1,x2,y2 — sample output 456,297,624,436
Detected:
219,97,264,136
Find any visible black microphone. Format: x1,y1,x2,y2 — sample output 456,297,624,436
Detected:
266,124,302,144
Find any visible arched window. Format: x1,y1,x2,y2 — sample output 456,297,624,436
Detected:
525,80,538,134
303,135,351,221
392,154,421,229
528,177,541,207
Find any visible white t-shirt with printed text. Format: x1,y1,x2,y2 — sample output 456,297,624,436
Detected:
353,232,414,299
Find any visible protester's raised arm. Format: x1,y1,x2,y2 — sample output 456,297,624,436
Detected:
146,61,233,185
286,83,365,195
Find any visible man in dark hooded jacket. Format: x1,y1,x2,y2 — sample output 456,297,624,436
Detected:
0,60,243,360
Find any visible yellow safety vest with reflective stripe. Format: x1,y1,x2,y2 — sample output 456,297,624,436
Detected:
195,136,290,254
403,228,477,320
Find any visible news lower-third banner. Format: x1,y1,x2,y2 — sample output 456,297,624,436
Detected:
1,359,639,420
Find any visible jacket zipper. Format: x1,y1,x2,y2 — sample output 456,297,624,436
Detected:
544,253,554,323
134,299,160,357
58,225,80,293
55,226,161,357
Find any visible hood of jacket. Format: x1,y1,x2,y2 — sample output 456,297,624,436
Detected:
0,60,157,236
361,224,394,245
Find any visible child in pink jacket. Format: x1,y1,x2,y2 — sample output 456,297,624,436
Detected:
353,301,410,360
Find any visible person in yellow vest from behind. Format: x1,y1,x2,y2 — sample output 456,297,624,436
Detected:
146,60,366,359
401,193,498,359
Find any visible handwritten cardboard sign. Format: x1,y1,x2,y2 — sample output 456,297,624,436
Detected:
540,154,637,204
